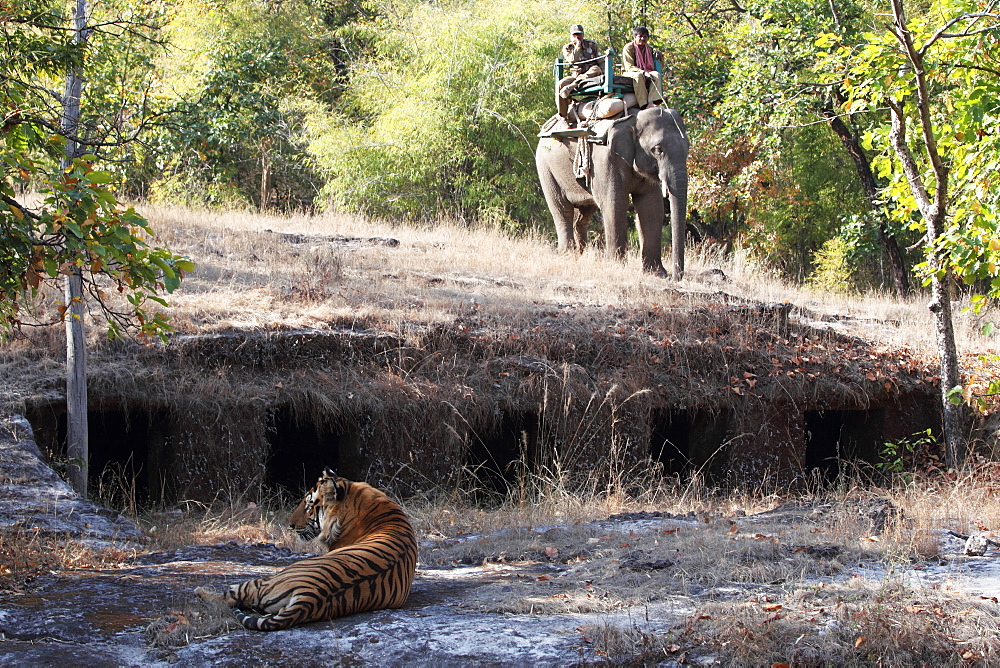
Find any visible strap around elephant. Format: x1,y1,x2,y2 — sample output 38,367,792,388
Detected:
572,136,592,186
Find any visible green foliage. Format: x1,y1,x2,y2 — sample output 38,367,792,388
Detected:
718,0,875,157
806,237,852,294
148,0,340,209
879,428,936,474
658,28,730,121
971,354,1000,413
1,0,191,340
679,0,895,281
816,0,1000,302
13,0,987,294
738,124,868,280
836,212,921,291
306,0,588,227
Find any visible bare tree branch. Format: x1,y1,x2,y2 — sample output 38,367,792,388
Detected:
0,194,40,222
890,0,948,223
828,0,841,27
953,62,1000,78
919,12,1000,56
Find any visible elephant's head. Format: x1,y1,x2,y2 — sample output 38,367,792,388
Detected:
632,107,690,279
633,107,689,201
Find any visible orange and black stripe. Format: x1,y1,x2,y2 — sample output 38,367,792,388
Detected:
215,472,417,631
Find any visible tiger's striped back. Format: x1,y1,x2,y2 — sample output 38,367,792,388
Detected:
207,471,417,631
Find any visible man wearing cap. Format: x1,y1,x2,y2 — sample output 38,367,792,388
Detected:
556,24,603,120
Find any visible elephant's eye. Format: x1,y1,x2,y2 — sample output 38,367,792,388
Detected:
650,145,663,155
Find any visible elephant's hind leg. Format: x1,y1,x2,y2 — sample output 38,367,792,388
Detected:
573,204,597,250
538,165,581,253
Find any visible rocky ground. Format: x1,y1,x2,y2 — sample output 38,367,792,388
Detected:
0,415,146,548
3,414,1000,666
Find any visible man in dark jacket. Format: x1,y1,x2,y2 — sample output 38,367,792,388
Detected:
556,24,603,119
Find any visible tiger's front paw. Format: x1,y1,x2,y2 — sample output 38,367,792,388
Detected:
194,586,226,604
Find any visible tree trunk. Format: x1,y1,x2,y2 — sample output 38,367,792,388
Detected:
64,270,88,496
928,273,965,467
822,106,911,297
260,150,272,210
889,0,965,468
62,0,88,496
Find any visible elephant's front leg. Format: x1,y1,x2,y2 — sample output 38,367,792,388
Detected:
595,189,631,262
632,189,667,274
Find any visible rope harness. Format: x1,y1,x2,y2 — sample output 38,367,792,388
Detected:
572,134,592,184
570,109,639,187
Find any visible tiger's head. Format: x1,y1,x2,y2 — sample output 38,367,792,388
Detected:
289,468,349,549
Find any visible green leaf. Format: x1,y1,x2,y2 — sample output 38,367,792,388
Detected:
86,171,113,184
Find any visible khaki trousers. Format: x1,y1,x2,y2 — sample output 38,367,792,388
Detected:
556,75,577,117
626,70,662,108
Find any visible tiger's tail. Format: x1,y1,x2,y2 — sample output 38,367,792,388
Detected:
233,606,307,632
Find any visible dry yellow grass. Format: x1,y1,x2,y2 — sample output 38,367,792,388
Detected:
143,205,693,341
6,204,1000,662
129,465,1000,662
136,203,998,359
10,203,1000,545
6,202,996,421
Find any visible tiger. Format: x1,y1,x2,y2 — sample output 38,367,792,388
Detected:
194,469,418,631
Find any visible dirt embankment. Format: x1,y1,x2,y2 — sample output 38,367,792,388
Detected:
1,219,954,503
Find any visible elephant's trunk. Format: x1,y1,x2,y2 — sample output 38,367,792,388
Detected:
661,162,687,281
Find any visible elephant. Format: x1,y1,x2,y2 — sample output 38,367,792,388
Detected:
535,106,689,279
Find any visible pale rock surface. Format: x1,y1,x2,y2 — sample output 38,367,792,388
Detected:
0,414,146,547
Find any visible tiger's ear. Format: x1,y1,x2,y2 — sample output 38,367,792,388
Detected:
322,468,337,480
